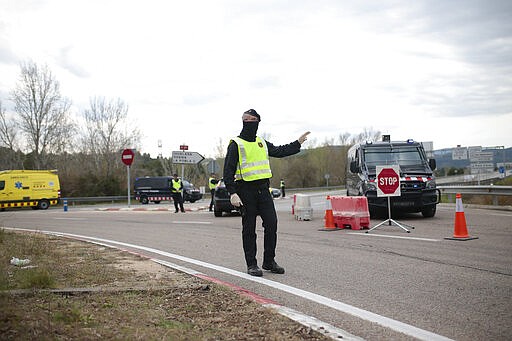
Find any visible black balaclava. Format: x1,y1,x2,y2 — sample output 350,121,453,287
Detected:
239,109,260,142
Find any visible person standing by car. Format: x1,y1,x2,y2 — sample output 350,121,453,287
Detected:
208,173,219,212
170,173,185,213
280,179,285,198
223,109,310,276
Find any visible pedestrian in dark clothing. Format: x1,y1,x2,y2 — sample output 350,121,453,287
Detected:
223,109,310,276
280,179,286,198
171,173,185,213
208,173,219,212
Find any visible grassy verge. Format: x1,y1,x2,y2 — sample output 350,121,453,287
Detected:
0,229,331,340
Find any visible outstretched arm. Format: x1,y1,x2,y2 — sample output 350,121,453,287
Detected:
266,131,311,158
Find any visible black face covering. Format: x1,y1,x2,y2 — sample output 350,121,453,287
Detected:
239,121,259,141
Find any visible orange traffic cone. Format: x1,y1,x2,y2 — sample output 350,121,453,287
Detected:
319,195,337,231
445,193,478,241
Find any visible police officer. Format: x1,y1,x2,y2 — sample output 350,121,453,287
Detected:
208,173,219,212
223,109,310,276
170,173,185,213
280,179,286,198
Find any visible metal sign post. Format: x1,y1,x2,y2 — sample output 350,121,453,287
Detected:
179,145,188,180
127,166,131,207
367,165,414,233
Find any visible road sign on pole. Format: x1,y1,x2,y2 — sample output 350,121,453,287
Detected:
121,149,135,207
376,165,400,197
121,149,135,166
172,151,204,164
367,165,413,233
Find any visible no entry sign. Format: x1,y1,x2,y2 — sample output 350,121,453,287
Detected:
121,149,135,166
376,165,400,197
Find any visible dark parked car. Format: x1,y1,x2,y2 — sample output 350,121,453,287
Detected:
269,187,281,198
134,176,202,204
182,180,203,203
212,180,239,217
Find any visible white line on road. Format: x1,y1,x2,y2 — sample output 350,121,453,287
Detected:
7,227,453,341
171,221,212,225
347,232,441,242
53,218,87,221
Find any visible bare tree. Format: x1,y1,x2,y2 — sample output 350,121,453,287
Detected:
0,100,23,169
338,132,351,146
214,138,226,159
0,100,18,150
81,96,141,177
350,127,381,144
11,61,75,169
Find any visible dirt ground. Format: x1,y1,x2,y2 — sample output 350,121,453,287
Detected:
0,230,333,340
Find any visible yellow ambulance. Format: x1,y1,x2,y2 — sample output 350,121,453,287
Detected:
0,170,61,210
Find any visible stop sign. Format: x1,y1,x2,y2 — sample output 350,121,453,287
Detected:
376,166,400,197
121,149,135,166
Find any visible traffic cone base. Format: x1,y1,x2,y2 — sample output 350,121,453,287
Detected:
444,236,479,241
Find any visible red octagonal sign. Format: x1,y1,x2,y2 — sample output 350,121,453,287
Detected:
377,166,400,197
121,149,135,166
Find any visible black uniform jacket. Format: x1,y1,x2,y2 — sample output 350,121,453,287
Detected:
223,137,301,195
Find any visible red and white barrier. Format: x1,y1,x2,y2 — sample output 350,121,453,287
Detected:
329,196,370,230
294,194,313,221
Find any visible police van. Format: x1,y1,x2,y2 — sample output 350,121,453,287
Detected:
134,176,202,204
0,170,61,210
346,136,439,217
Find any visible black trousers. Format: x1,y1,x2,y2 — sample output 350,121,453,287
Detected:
237,184,278,267
209,189,215,210
172,192,184,212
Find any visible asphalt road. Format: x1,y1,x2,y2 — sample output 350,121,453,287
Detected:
1,196,511,340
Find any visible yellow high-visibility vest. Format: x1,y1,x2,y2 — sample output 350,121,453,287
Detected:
171,179,182,192
232,136,272,181
208,177,216,190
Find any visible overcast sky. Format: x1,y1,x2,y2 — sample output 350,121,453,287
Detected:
1,0,511,158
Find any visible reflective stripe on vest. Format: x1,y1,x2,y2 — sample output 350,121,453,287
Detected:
232,136,272,181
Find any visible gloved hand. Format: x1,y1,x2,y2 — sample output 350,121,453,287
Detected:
230,193,243,207
298,131,311,144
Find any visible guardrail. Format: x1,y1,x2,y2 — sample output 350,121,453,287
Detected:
62,185,512,206
62,196,128,205
437,185,512,205
437,185,512,195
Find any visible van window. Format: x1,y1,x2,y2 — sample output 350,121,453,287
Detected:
0,180,4,190
363,146,425,172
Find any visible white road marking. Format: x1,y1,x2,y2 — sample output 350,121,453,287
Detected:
6,227,453,341
347,232,441,242
486,212,512,217
53,218,87,220
171,221,212,225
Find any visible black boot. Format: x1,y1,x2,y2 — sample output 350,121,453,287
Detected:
247,265,263,277
262,261,285,274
